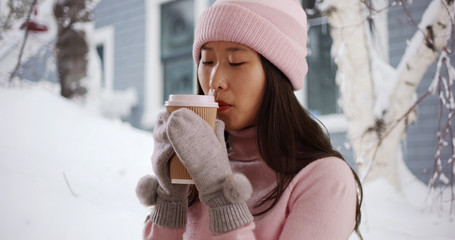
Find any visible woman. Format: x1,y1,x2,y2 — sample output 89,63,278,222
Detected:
136,0,363,239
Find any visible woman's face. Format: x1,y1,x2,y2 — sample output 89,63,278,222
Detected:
198,41,266,131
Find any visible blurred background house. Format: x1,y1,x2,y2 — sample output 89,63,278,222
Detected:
1,0,447,185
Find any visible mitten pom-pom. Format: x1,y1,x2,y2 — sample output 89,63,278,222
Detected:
136,175,159,206
223,173,253,203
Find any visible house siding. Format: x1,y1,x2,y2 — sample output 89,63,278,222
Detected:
94,0,146,128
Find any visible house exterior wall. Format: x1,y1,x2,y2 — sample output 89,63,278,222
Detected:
94,0,146,128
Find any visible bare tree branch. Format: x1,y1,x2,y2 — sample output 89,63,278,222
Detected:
8,0,37,83
62,172,79,198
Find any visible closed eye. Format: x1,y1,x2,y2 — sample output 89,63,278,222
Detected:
202,61,213,65
230,62,245,66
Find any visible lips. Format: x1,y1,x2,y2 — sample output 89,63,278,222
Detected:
216,100,231,112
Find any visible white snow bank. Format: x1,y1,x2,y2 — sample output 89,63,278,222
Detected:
351,178,454,240
0,85,153,240
0,85,454,239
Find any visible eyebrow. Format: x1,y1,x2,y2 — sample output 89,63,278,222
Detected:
201,46,247,52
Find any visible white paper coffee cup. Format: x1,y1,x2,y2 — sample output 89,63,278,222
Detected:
165,95,218,184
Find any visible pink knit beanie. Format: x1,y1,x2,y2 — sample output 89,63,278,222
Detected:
193,0,308,90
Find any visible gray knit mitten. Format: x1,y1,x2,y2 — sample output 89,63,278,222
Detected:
167,108,254,233
135,111,189,228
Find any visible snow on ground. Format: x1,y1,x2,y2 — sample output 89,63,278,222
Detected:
0,84,454,239
0,84,153,240
352,179,454,240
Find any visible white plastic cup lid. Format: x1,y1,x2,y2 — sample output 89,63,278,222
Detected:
165,94,218,108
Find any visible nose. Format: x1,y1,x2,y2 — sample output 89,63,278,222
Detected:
209,64,228,91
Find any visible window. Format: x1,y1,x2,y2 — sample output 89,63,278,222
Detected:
93,25,114,91
160,0,195,102
301,2,346,132
306,18,340,116
96,44,105,88
163,56,194,96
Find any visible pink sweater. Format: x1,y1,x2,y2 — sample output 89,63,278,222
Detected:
143,127,357,240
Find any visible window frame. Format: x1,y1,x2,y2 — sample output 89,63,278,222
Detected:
93,25,115,92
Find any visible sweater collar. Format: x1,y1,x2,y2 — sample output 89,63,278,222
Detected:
227,126,262,161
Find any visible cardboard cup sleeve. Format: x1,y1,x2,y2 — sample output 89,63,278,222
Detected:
165,95,218,184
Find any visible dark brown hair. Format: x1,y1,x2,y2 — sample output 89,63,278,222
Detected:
255,56,363,239
195,55,363,239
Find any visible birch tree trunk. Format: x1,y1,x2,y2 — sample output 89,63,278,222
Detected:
322,0,455,189
321,0,379,183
